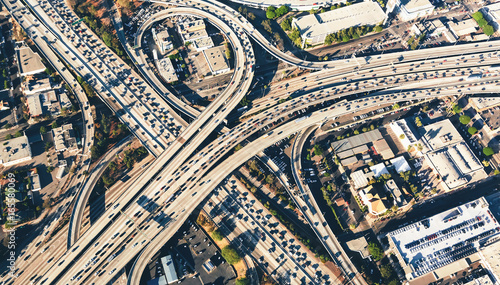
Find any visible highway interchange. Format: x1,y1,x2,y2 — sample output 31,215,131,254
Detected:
3,0,500,283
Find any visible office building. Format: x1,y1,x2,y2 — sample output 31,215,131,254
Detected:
156,57,178,83
469,97,500,112
152,28,173,54
25,78,52,95
291,1,386,46
0,135,32,167
192,37,214,52
178,19,206,34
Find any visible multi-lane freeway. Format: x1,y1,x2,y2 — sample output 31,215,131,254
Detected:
5,0,500,283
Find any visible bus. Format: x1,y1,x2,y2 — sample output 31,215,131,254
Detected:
466,74,482,81
489,64,500,71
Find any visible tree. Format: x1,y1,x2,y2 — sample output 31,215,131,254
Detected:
306,153,311,160
14,131,22,138
4,80,8,89
374,25,383,32
483,147,494,156
44,142,53,152
494,169,500,175
40,126,47,134
313,144,323,156
380,264,394,279
266,6,276,19
221,245,241,264
83,170,89,176
276,5,290,17
265,174,274,185
3,122,12,129
368,242,384,261
468,127,478,135
483,160,490,167
5,134,12,140
392,103,400,110
211,229,223,241
234,144,243,152
472,11,484,21
399,134,405,140
354,130,360,135
459,115,471,125
51,121,59,129
281,17,292,31
452,103,462,114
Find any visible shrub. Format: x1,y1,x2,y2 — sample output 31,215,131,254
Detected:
235,278,250,285
221,245,241,264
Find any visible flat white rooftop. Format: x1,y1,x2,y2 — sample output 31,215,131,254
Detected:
420,119,462,151
389,197,500,280
292,1,386,40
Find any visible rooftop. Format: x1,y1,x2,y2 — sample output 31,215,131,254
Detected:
26,78,52,95
390,156,411,173
469,97,500,111
16,43,45,76
178,19,206,34
203,46,230,74
182,29,208,42
292,1,386,39
0,136,32,166
448,18,477,36
373,139,395,160
385,179,408,208
192,37,214,50
388,197,500,280
402,0,434,13
346,237,370,259
332,129,383,153
52,124,77,152
420,119,463,151
369,162,389,178
160,255,178,284
156,58,178,83
26,94,43,117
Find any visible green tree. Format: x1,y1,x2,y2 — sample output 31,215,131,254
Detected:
452,103,462,114
483,147,494,156
5,134,12,140
459,115,471,125
368,242,384,261
313,144,323,156
2,69,7,77
14,131,22,138
399,134,405,140
51,121,59,129
275,5,289,17
468,127,478,135
266,6,276,19
472,11,484,21
483,160,490,167
221,245,241,264
393,103,400,110
374,25,383,32
415,117,422,127
281,17,292,31
211,229,223,241
4,80,8,89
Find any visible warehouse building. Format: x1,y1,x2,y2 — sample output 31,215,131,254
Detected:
292,1,386,46
160,255,178,284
